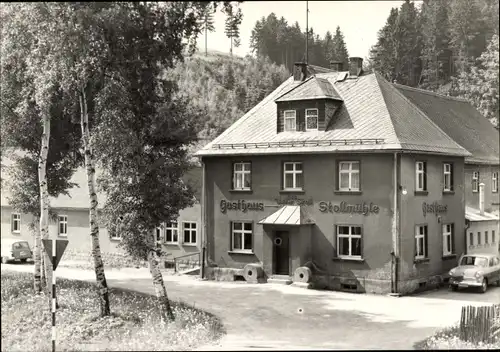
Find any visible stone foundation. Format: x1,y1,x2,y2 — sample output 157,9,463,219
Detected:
205,267,249,282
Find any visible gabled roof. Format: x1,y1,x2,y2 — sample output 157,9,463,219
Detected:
275,76,343,102
196,70,470,157
466,206,499,222
394,84,500,165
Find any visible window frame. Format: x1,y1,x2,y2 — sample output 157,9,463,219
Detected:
109,223,122,241
11,213,21,234
469,232,474,247
485,230,489,245
283,161,304,191
305,108,319,131
442,223,454,256
182,221,198,246
443,163,453,192
338,161,360,192
336,225,363,259
472,171,479,193
477,231,482,245
165,221,179,244
493,172,498,193
415,224,428,260
58,215,68,237
232,162,252,191
493,230,496,244
283,110,297,132
155,225,163,248
415,161,427,192
231,221,253,253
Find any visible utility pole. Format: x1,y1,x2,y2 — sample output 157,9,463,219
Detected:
306,1,309,64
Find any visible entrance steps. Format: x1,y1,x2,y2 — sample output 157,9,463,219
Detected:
268,274,292,285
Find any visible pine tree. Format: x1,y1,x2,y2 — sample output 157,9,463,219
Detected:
332,26,349,69
199,5,215,56
369,8,399,82
224,7,243,55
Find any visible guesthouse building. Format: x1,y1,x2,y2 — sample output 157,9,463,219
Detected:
196,58,491,295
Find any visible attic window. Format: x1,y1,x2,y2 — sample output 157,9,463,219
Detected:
284,110,296,132
306,109,318,131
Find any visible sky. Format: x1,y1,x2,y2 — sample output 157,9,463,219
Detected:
197,1,418,60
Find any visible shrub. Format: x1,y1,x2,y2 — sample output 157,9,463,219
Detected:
1,271,224,351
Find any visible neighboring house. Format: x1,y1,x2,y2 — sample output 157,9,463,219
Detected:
196,58,475,295
0,156,202,262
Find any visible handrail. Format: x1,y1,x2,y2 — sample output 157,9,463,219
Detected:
173,251,201,273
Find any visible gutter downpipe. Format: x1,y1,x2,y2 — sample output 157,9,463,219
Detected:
391,152,400,295
200,157,206,279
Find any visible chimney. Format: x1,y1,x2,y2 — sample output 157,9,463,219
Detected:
293,62,308,81
348,57,363,77
329,61,343,72
479,183,485,215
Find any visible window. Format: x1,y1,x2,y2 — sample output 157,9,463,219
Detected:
165,221,178,244
233,162,251,190
11,213,21,233
231,221,253,252
472,171,479,192
182,222,197,245
415,161,427,191
58,215,68,237
337,225,362,258
284,110,296,132
338,161,360,191
443,163,453,191
109,224,121,240
305,109,318,131
493,172,498,193
469,232,474,246
283,162,303,190
155,226,163,248
485,231,489,244
493,230,496,243
442,223,454,256
415,225,428,259
477,232,481,245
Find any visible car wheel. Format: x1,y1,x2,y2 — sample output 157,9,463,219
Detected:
1,257,8,264
449,285,458,292
480,279,488,293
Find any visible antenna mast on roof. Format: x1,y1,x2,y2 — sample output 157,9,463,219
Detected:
305,1,309,65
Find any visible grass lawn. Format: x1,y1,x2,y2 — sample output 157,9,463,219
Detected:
414,325,500,350
1,270,224,351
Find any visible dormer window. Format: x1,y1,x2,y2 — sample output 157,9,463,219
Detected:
284,110,296,131
305,109,318,131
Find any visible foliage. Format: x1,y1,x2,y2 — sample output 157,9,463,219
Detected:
0,271,224,351
167,52,289,140
414,324,500,350
452,34,499,128
224,3,243,54
250,13,350,72
369,0,499,127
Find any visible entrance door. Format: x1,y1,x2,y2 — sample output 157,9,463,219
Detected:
273,231,290,275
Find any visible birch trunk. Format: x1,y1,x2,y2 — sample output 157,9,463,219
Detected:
38,111,53,302
147,236,175,322
32,217,42,293
79,88,110,317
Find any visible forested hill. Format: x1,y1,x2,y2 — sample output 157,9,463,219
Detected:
167,51,289,140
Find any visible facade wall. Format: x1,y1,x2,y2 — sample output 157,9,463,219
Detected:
204,152,468,294
466,220,500,255
1,204,201,259
465,164,500,213
204,153,396,292
398,154,466,293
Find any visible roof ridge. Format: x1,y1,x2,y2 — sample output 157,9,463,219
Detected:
201,77,295,150
393,83,468,103
375,73,470,156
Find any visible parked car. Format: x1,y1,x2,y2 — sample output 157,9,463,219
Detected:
1,238,33,264
448,253,500,293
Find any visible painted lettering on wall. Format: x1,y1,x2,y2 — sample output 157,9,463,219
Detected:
319,201,379,215
274,195,313,206
220,199,264,213
422,202,447,217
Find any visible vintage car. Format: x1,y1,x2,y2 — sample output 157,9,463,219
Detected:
1,238,33,264
448,253,500,293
